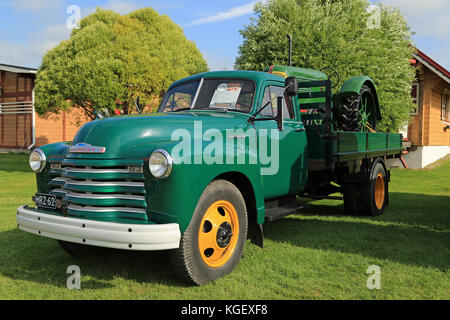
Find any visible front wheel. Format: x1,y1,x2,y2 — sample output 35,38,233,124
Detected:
169,180,248,286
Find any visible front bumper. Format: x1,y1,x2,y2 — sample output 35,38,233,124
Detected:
16,205,181,251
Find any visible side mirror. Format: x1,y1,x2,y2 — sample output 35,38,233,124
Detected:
285,77,298,97
276,96,283,131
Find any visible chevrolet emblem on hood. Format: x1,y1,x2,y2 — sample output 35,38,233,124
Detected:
69,143,106,154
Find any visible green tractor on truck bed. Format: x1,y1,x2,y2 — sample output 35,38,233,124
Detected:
17,65,403,285
266,65,381,133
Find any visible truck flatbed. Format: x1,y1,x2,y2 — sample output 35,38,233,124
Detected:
298,79,403,171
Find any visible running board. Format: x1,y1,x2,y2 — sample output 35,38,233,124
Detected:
264,204,309,222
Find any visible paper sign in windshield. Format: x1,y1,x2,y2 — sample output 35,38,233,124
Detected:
210,83,242,109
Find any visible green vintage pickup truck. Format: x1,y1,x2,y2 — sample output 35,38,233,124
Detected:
17,65,403,285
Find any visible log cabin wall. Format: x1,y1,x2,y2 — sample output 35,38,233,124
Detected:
0,66,89,149
408,64,450,148
0,70,34,148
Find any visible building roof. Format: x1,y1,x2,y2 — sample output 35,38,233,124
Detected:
413,49,450,84
0,63,37,74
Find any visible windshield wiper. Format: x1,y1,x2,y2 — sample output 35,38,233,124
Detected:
194,107,228,113
168,107,192,112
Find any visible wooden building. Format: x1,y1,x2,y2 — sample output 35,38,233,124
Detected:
0,63,86,150
400,50,450,168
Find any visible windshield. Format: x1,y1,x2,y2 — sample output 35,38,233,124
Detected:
158,78,255,113
158,80,200,112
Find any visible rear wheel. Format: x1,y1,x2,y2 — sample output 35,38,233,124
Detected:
360,161,388,216
169,180,248,286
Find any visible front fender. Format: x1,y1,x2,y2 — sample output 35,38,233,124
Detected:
35,142,71,193
145,140,266,233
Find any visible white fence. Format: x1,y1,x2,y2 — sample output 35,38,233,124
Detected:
0,101,33,114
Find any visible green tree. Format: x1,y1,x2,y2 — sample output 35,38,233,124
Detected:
235,0,416,132
34,8,208,119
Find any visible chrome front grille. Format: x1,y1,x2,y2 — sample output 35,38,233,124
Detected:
48,161,148,221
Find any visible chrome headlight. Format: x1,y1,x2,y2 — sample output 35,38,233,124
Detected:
29,149,46,172
149,149,172,178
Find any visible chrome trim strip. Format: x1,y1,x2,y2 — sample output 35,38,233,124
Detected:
69,143,106,154
65,192,145,201
51,188,68,194
68,204,147,214
190,77,204,109
51,177,71,182
63,168,130,174
65,181,144,187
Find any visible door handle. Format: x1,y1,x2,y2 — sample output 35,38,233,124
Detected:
295,127,305,132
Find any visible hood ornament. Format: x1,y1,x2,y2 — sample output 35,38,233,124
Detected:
69,143,106,154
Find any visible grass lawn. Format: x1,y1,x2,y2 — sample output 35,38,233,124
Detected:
0,153,449,299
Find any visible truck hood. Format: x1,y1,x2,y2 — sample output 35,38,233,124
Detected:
68,111,251,159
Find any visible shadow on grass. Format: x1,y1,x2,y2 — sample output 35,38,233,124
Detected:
0,228,187,289
297,192,450,231
265,192,449,270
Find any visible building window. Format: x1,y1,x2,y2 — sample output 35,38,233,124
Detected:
411,82,419,115
442,90,450,121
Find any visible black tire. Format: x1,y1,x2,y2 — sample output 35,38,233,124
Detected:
169,179,248,286
343,183,361,215
58,240,93,257
338,85,377,132
360,161,388,216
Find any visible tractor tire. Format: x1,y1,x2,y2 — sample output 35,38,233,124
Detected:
338,85,377,132
169,179,248,286
360,161,388,216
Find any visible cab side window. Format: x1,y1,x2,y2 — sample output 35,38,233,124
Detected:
260,85,295,119
163,92,192,111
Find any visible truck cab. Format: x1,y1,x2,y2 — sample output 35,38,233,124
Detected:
17,66,403,285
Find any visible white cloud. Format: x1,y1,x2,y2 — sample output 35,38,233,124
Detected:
0,41,42,68
0,24,70,68
380,0,450,39
185,1,258,27
0,1,142,67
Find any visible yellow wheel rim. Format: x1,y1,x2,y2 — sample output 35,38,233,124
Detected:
374,173,385,210
198,200,239,268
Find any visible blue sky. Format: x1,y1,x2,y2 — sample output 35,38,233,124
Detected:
0,0,449,71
